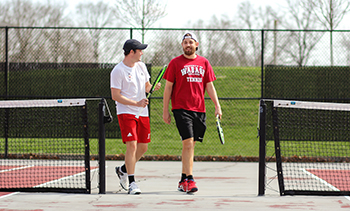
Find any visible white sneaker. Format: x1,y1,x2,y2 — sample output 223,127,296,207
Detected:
128,182,141,195
116,166,128,191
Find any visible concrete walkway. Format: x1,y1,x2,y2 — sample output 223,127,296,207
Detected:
1,161,349,210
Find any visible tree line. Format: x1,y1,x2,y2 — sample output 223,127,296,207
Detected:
1,0,350,66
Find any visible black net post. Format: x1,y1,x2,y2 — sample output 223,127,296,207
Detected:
98,99,106,194
83,102,91,194
258,99,266,196
272,104,285,196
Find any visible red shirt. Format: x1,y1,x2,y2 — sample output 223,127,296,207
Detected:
163,55,216,113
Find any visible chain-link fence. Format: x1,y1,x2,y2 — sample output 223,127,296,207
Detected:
1,27,349,158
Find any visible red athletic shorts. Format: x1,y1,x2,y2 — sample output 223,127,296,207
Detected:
117,114,151,144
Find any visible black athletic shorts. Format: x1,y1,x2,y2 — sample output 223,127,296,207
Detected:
172,109,207,142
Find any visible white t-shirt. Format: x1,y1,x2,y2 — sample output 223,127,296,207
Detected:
110,61,150,116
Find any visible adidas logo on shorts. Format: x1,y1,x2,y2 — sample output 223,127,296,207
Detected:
127,133,132,137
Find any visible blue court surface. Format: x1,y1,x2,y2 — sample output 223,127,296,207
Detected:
1,161,350,210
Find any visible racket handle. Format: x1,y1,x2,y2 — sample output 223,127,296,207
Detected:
135,107,144,119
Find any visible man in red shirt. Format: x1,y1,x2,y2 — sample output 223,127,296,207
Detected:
163,32,222,193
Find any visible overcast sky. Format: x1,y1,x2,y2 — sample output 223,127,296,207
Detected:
64,0,287,28
152,0,288,28
37,0,350,29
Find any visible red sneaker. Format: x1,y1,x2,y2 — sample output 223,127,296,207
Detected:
187,179,198,193
178,179,187,192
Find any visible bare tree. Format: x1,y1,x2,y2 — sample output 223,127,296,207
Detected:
183,15,236,66
43,1,70,62
76,1,116,27
188,1,281,67
0,0,69,27
234,1,279,66
312,0,350,65
341,33,350,65
279,0,324,66
0,2,11,26
205,15,235,66
237,1,262,66
114,0,167,42
0,0,70,62
76,1,118,63
150,35,179,66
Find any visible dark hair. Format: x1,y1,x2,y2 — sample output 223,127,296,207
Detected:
124,49,135,56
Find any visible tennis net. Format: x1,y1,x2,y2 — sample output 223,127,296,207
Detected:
0,99,91,193
271,100,350,196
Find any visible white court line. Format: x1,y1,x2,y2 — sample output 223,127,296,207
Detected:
0,168,99,199
0,192,19,199
0,165,33,200
35,167,99,188
0,165,34,173
301,168,350,202
1,165,98,192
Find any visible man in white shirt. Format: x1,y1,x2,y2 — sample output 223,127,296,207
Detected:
110,39,161,194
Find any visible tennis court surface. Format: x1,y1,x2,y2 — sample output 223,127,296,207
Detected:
1,99,350,210
1,161,350,210
0,160,99,193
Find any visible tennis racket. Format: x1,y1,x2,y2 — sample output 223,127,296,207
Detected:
135,65,167,118
216,114,225,144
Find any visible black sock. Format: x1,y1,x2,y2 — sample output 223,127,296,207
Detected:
128,175,135,184
187,175,194,180
121,164,127,173
180,173,186,182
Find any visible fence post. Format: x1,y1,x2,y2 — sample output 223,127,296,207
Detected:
4,27,9,158
261,29,264,99
258,99,266,196
98,99,106,194
5,26,9,99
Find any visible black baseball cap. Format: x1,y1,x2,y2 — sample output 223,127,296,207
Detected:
123,39,148,52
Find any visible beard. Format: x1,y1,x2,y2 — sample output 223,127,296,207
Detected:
183,46,196,56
